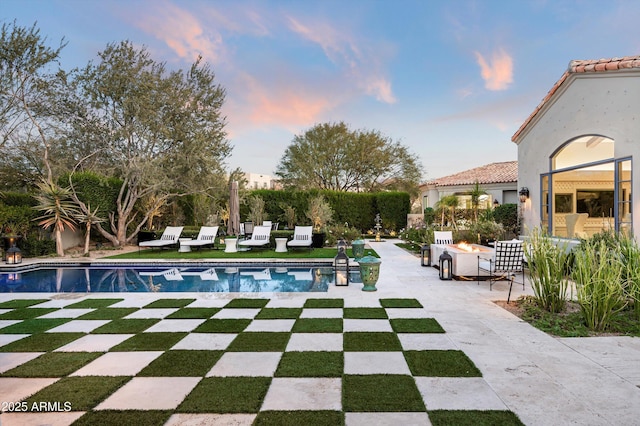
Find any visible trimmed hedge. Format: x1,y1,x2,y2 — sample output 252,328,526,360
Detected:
247,189,409,232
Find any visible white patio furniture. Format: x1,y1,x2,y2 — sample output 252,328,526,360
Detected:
138,226,184,250
287,226,313,249
434,231,453,244
180,226,219,250
238,225,271,249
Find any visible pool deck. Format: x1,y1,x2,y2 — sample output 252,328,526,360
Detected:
1,240,640,425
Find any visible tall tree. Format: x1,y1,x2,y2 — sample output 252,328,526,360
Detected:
275,122,423,193
0,21,68,188
69,41,230,247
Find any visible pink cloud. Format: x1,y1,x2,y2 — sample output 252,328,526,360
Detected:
474,48,513,91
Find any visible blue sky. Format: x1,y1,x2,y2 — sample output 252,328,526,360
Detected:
4,0,640,181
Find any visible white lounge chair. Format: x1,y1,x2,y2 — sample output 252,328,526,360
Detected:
238,225,271,249
434,231,453,244
138,226,183,250
287,226,313,249
180,226,219,250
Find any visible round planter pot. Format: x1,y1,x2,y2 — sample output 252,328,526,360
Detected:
358,255,381,291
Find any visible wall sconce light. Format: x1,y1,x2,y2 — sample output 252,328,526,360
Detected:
519,187,530,203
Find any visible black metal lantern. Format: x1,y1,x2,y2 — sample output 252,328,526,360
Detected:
420,244,431,267
334,249,350,286
439,249,452,280
6,245,22,264
337,239,348,254
519,187,530,203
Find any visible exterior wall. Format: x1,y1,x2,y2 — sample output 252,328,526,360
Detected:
515,71,640,239
420,182,517,210
244,173,275,190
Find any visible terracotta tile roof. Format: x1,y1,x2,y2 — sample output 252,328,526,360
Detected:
428,161,518,187
511,55,640,142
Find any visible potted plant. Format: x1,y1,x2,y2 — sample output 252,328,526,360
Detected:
306,195,333,248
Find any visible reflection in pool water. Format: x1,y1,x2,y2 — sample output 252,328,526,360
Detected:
0,266,333,293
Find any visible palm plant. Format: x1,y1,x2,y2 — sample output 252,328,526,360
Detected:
76,203,105,256
436,195,459,230
34,180,80,256
469,181,487,223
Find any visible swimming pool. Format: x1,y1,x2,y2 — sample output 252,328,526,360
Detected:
0,265,334,293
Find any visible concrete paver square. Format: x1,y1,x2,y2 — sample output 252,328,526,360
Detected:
144,319,206,333
171,333,236,350
286,333,343,352
300,308,343,318
344,352,410,375
343,319,392,332
212,308,260,319
54,334,134,352
0,334,30,347
124,308,178,319
45,320,109,333
70,351,163,376
95,377,200,410
261,377,341,410
398,333,458,350
0,377,58,402
0,411,84,426
206,352,281,377
415,377,507,410
345,412,432,425
385,308,428,319
264,298,305,308
244,319,295,332
0,352,44,373
165,413,256,426
38,309,94,319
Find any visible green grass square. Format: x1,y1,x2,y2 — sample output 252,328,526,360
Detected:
429,410,525,426
1,352,102,377
64,299,124,309
343,374,426,412
77,308,139,320
24,376,131,411
90,318,159,334
0,318,71,334
137,350,222,376
254,410,344,426
73,410,172,426
0,333,85,352
390,318,445,333
404,350,482,377
344,332,402,351
0,299,48,309
143,299,196,308
0,308,58,320
292,318,342,333
177,376,271,413
193,319,251,333
380,298,423,308
110,332,187,351
303,299,344,308
343,307,388,319
256,308,302,319
227,332,290,352
275,351,343,377
224,298,269,308
166,307,220,319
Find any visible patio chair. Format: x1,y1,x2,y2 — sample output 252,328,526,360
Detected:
287,226,313,249
138,226,183,251
238,225,271,249
180,226,219,250
434,231,453,244
263,220,272,229
477,239,525,302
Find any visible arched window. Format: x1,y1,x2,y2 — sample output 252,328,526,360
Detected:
543,135,631,237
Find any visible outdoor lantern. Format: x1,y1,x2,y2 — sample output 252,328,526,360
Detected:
439,249,452,280
337,238,348,254
334,249,350,286
493,199,500,207
519,187,530,203
6,245,22,264
420,244,431,267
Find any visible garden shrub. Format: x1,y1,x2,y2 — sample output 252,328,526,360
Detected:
494,203,518,234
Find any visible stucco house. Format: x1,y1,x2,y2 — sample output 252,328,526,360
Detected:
513,55,640,239
419,161,518,213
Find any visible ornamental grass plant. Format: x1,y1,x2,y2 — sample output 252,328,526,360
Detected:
571,238,628,331
524,228,571,313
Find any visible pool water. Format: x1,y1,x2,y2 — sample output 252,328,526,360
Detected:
0,266,332,293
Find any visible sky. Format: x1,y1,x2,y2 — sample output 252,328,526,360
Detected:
3,0,640,182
